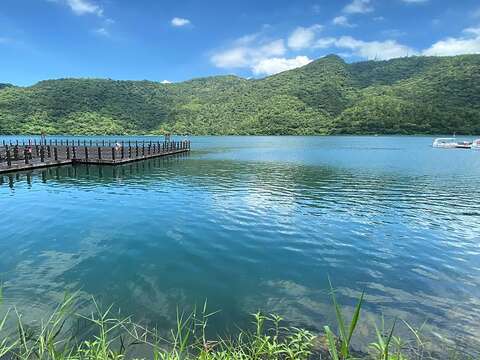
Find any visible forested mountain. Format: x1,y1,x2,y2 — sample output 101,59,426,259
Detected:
1,54,479,135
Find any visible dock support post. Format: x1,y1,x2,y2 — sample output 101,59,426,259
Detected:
40,147,45,162
24,149,29,164
85,147,89,161
112,147,116,161
66,147,70,159
98,147,102,160
121,146,124,159
72,146,76,159
54,147,58,161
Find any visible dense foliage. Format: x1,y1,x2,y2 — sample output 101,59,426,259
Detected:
1,54,479,135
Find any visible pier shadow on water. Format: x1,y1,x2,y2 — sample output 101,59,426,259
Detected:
1,145,480,353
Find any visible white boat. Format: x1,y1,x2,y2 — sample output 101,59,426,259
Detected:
433,138,458,148
433,138,472,149
472,139,480,150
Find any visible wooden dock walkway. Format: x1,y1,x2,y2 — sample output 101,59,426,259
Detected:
0,139,191,174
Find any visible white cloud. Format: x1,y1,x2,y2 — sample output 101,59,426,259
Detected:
259,39,286,56
343,0,373,14
464,27,480,36
211,47,250,68
66,0,103,16
423,28,480,56
171,17,191,27
161,80,172,84
211,35,309,76
211,37,286,69
287,25,322,50
314,37,336,49
94,27,109,37
332,16,355,27
252,56,312,76
334,36,416,59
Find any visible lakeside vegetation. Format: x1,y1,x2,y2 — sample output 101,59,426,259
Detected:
0,284,475,360
0,54,479,136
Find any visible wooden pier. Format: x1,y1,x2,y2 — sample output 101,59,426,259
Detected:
0,139,191,174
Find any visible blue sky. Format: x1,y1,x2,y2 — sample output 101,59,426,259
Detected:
1,0,480,86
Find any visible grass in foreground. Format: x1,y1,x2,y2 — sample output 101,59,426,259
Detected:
0,284,476,360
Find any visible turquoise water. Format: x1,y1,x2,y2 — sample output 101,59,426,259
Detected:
1,136,480,351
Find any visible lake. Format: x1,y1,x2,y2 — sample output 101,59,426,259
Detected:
1,135,480,352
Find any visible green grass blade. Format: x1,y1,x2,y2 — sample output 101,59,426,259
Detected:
328,277,346,342
324,326,339,360
347,289,364,345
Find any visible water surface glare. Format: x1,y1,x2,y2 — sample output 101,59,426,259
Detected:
1,136,480,351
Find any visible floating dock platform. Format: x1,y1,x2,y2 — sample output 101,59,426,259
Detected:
0,139,190,174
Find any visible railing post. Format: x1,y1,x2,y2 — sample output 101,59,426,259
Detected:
6,149,11,167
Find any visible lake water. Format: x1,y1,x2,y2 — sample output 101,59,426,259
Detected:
1,136,480,352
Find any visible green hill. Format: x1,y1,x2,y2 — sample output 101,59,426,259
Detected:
1,54,479,135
